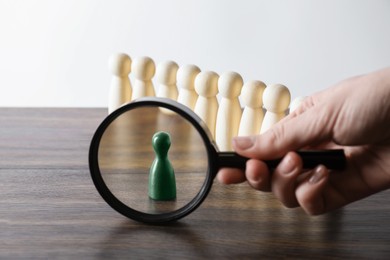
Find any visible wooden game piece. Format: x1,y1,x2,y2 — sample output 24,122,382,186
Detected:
289,96,306,113
194,71,219,138
216,71,243,151
108,53,132,114
177,64,201,110
238,80,266,136
131,56,156,100
156,60,179,101
260,84,291,134
149,131,176,201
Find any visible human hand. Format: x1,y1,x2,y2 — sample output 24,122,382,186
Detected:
217,67,390,215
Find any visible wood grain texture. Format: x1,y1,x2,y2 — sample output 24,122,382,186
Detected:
1,108,389,259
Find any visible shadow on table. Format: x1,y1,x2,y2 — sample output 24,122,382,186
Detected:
95,208,345,259
96,220,212,259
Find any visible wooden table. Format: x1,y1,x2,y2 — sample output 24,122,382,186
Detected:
1,108,389,259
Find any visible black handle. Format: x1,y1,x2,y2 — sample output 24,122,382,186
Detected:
218,149,346,170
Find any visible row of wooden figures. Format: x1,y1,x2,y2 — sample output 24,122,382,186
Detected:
108,53,305,151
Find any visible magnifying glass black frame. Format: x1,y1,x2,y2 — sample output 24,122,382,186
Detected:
89,97,346,224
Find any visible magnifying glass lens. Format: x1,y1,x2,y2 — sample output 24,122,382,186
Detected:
97,106,209,215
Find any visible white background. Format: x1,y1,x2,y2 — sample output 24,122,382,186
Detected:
0,0,389,107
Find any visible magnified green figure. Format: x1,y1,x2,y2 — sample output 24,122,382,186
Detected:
148,131,176,201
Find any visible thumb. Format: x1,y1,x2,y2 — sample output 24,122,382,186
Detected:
233,105,333,160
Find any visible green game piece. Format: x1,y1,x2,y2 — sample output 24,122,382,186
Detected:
148,131,176,201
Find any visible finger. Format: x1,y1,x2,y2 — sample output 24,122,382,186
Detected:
232,103,334,160
245,159,271,191
271,152,303,208
295,165,330,215
216,168,246,184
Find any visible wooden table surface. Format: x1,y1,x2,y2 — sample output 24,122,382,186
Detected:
1,107,389,259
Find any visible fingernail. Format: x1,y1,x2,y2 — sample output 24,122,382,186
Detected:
280,154,296,174
233,136,255,150
309,165,326,184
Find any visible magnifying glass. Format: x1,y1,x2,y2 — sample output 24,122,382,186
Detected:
89,97,346,224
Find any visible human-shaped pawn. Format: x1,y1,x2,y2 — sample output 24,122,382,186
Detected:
177,64,201,110
131,56,156,100
156,60,179,100
148,131,176,201
194,71,219,138
289,96,306,113
156,60,179,114
238,80,266,136
108,53,132,114
216,72,243,151
260,84,291,134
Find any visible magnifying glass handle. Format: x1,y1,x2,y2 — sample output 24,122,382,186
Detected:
218,149,346,170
